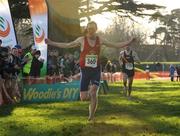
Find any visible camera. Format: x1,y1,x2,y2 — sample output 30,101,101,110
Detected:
0,47,9,60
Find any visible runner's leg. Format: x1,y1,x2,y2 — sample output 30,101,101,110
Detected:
88,67,101,121
127,76,134,97
88,84,98,121
123,73,128,96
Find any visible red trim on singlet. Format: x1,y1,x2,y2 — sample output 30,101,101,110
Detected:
79,36,100,68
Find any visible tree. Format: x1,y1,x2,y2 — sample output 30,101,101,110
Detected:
9,0,164,20
8,0,164,48
8,0,30,20
79,0,164,20
99,17,146,61
150,9,180,56
151,9,180,46
8,0,33,48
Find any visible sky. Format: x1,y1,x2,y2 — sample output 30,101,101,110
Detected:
86,0,180,32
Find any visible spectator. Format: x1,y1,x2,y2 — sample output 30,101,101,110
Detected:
4,45,22,103
169,64,175,81
9,45,22,76
73,59,80,74
145,64,150,80
47,50,58,76
0,39,2,47
68,54,75,75
14,44,23,58
111,62,117,83
0,46,16,104
175,65,180,82
30,50,44,77
60,54,72,78
0,47,10,79
105,60,112,82
156,62,162,71
22,46,36,77
105,60,112,72
0,77,14,105
0,79,4,105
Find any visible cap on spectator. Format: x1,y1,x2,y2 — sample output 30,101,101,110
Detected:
13,44,22,49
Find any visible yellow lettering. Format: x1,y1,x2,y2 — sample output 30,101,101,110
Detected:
72,88,79,98
23,87,79,101
63,88,72,99
56,91,62,99
33,91,39,99
50,91,56,99
44,89,52,99
38,92,44,99
23,88,36,100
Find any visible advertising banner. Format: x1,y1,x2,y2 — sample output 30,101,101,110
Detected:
28,0,48,76
22,81,80,103
0,0,17,47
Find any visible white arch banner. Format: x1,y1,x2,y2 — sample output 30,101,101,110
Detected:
0,0,17,47
28,0,48,76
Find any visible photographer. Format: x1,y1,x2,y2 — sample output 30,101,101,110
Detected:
0,39,2,47
0,47,15,105
5,46,22,102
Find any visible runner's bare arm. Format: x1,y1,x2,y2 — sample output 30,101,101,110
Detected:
45,38,80,48
102,38,136,48
119,51,123,65
119,55,123,66
133,51,141,64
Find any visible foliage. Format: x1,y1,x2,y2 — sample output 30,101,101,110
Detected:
9,0,164,22
8,0,33,48
0,80,180,136
79,0,164,19
8,0,29,20
7,0,163,48
99,17,146,62
150,9,180,47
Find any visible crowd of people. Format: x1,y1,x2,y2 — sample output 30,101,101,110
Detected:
0,41,22,105
104,60,117,82
47,50,80,78
0,39,44,106
169,64,180,82
0,38,83,106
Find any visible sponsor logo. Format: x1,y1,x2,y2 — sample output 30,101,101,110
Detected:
35,24,45,43
0,16,10,37
23,87,79,101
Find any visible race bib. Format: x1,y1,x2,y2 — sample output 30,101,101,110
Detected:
125,63,133,70
85,55,98,68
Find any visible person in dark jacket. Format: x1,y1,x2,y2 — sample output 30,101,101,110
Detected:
0,39,2,47
169,64,175,82
175,65,180,82
30,50,44,77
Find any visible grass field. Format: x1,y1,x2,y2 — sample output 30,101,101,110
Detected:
0,80,180,136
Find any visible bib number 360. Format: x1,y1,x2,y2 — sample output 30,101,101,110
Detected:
85,55,98,68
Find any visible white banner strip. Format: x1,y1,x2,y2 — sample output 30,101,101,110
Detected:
0,0,17,47
28,0,48,76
